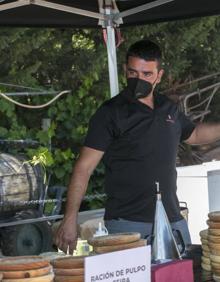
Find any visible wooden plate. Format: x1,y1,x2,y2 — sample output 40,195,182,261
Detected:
210,254,220,263
93,239,146,254
0,265,52,279
208,242,220,250
211,249,220,256
201,238,208,245
54,275,84,282
54,268,84,276
40,252,69,261
201,244,210,252
0,256,49,271
213,274,220,282
3,273,54,282
203,251,210,258
208,234,220,243
201,262,212,272
212,262,220,270
208,211,220,222
213,269,220,276
207,220,220,229
202,256,211,265
51,256,86,269
199,229,208,239
88,232,141,247
209,229,220,236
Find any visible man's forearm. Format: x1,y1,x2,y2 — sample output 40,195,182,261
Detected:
63,146,104,221
64,164,91,220
186,123,220,145
55,146,104,253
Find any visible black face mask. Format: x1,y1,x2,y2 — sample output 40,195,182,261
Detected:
127,77,155,99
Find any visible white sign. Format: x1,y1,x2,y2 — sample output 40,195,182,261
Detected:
85,246,151,282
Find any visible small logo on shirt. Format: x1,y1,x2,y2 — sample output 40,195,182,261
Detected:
166,114,175,123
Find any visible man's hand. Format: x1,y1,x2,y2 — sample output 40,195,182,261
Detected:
55,217,78,255
186,123,220,145
54,147,104,254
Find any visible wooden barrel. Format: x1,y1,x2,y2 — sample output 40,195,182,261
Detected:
0,153,43,215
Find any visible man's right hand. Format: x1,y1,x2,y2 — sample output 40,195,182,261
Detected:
54,217,78,255
54,147,104,254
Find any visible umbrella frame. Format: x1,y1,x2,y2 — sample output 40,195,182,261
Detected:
0,0,174,97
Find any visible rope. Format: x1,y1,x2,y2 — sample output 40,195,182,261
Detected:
0,90,70,109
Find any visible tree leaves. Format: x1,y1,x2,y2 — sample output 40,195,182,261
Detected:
1,17,220,209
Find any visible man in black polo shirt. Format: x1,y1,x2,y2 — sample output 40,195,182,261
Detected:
55,40,220,254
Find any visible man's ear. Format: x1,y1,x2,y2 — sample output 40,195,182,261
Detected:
157,69,164,83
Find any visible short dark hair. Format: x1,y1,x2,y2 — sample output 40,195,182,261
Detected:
126,39,162,68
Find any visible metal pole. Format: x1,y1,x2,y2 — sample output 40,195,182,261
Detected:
104,1,119,98
33,0,105,21
106,25,119,97
0,0,29,11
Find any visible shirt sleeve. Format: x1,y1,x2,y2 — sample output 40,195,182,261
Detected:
179,111,196,141
84,104,115,152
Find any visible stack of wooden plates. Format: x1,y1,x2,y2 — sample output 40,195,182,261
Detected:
0,256,54,282
207,211,220,281
51,255,86,282
200,229,212,272
88,232,146,254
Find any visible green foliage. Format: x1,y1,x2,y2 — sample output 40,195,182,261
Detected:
53,148,75,184
1,16,220,209
26,147,54,184
27,147,54,167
